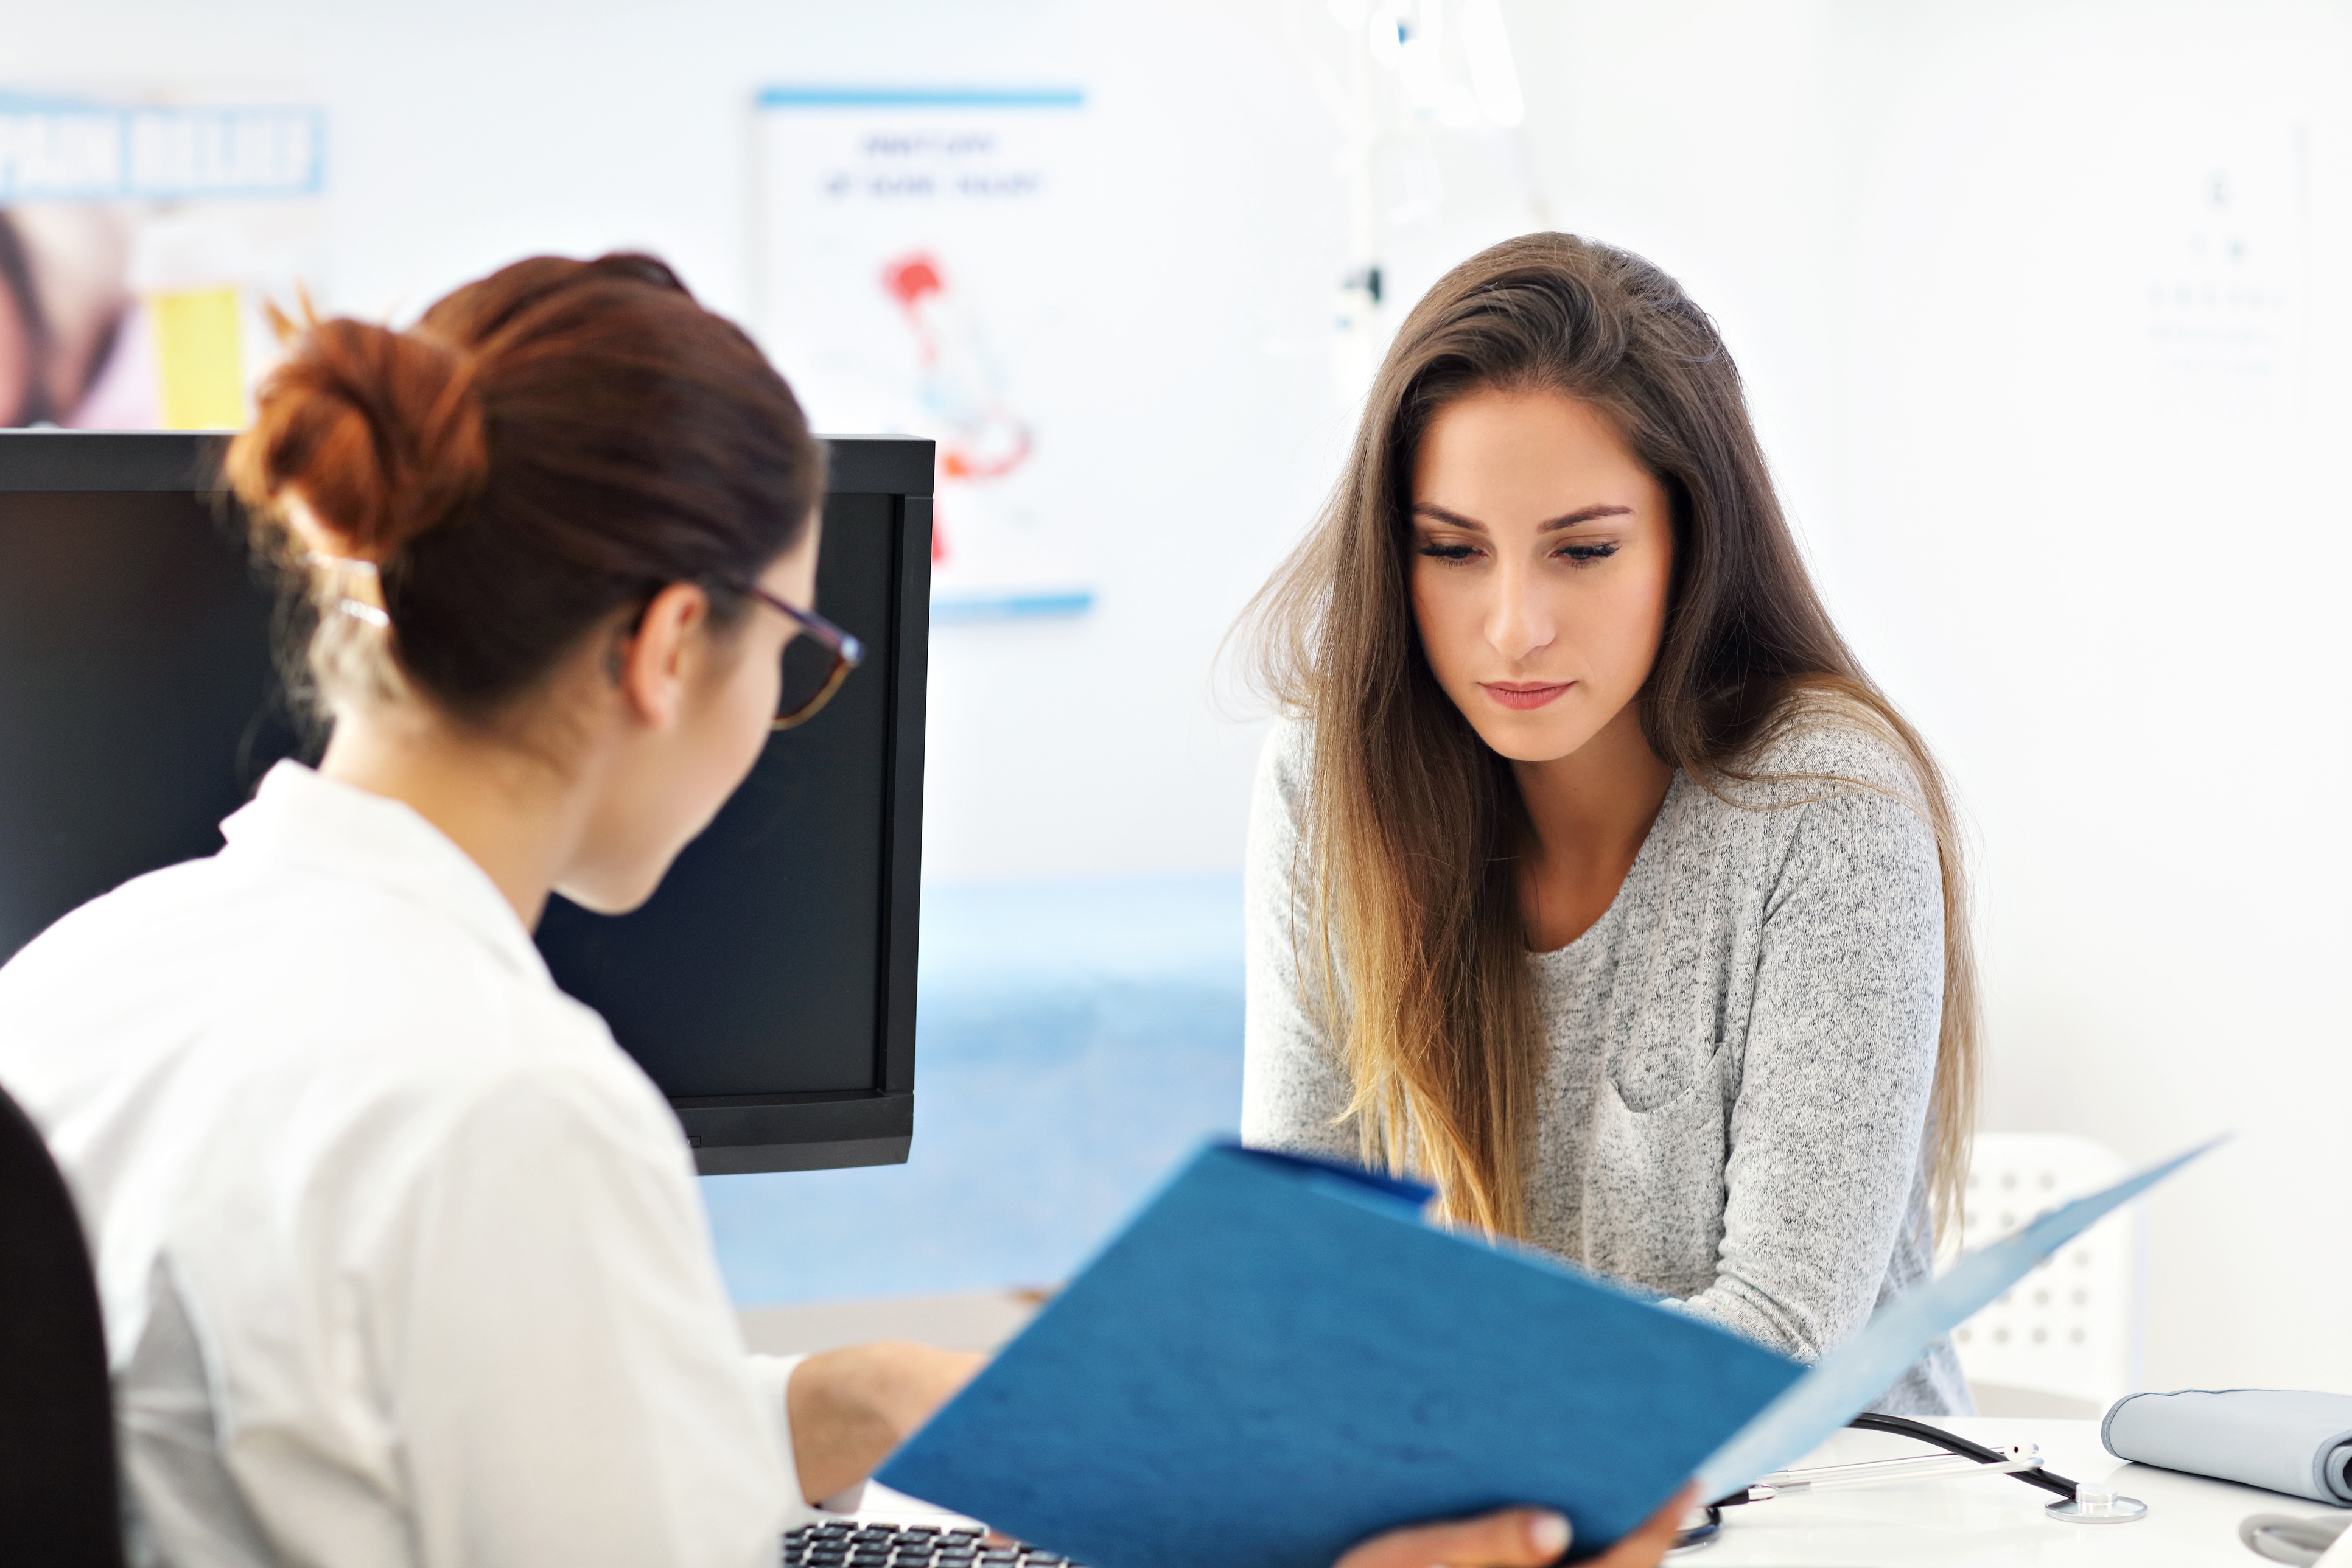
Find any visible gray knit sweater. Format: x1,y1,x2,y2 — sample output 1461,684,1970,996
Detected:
1239,714,1969,1415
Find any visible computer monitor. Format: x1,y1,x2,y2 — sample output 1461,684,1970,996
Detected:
0,430,933,1175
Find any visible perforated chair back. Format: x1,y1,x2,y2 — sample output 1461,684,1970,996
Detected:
0,1080,125,1567
1941,1131,2143,1416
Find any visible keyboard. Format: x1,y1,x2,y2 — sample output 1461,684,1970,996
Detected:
783,1519,1088,1568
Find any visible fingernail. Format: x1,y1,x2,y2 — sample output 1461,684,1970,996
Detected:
1528,1511,1570,1557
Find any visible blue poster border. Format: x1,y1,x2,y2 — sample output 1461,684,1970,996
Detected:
758,87,1085,111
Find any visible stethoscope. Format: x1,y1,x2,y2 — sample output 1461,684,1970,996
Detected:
1668,1415,2150,1553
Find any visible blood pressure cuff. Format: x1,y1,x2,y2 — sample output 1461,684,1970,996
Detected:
2103,1390,2352,1504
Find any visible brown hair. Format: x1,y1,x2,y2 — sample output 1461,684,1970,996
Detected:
225,252,823,724
1241,233,1979,1238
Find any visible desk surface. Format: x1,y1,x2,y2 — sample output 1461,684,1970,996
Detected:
861,1416,2343,1564
1698,1416,2343,1565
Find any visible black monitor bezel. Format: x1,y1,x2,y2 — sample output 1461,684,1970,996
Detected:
0,429,934,1177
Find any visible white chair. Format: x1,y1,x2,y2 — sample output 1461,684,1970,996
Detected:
1941,1132,2143,1419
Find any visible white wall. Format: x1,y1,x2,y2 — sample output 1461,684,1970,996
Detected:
10,0,2348,1394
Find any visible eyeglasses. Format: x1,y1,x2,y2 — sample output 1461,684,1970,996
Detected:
738,581,864,730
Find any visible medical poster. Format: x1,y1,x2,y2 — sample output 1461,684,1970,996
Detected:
753,87,1093,621
0,90,325,431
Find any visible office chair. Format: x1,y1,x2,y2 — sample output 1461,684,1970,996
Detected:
0,1081,127,1567
1943,1131,2143,1419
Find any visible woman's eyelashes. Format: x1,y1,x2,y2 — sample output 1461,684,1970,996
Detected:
1413,537,1623,566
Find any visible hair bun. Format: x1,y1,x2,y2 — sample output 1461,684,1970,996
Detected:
221,250,819,724
229,315,489,559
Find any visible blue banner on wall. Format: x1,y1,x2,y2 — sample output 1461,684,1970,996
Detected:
0,96,324,204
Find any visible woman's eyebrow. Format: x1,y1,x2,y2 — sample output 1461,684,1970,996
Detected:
1538,504,1634,533
1411,502,1634,532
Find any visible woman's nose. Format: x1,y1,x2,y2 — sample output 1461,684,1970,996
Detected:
1483,562,1553,663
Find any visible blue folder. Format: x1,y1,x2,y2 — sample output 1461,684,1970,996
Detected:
877,1145,1802,1567
878,1139,2215,1568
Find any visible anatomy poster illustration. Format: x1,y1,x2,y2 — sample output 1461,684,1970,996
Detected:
754,87,1092,621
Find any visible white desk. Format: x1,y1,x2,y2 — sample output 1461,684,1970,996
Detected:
1698,1416,2346,1565
859,1416,2347,1565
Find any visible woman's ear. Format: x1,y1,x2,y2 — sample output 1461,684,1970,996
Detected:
613,582,712,731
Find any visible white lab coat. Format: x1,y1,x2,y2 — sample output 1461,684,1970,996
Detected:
0,763,824,1568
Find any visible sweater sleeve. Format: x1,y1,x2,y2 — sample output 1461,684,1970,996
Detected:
1673,782,1945,1362
1238,722,1360,1166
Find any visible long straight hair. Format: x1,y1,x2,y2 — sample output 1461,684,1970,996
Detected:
1239,234,1979,1239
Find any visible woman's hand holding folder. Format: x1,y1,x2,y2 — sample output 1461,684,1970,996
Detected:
1335,1485,1696,1568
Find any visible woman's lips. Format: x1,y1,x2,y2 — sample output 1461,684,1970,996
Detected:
1480,681,1573,711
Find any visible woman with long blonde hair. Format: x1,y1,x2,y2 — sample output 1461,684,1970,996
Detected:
1239,233,1979,1413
